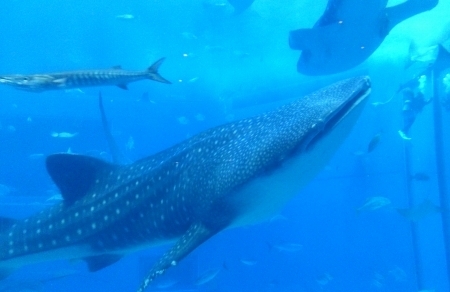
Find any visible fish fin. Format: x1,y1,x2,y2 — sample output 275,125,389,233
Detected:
147,58,172,84
0,217,18,233
46,154,118,205
98,92,128,164
111,65,122,70
0,267,15,280
117,83,128,90
435,45,450,72
53,78,67,85
385,0,438,31
84,254,123,272
227,0,254,14
137,222,217,292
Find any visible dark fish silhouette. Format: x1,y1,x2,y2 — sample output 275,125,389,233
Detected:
289,0,439,75
409,172,430,181
367,133,381,153
396,199,441,221
0,58,171,92
0,77,371,291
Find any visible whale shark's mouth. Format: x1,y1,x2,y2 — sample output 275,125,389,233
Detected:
305,77,371,151
327,79,371,130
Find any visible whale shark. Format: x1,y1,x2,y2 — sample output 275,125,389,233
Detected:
289,0,439,75
0,76,371,291
0,58,171,92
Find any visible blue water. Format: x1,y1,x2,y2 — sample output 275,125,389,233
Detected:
1,0,450,291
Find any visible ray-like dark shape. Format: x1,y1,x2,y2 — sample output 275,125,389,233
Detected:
289,0,439,75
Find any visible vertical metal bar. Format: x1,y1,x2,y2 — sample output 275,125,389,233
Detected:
431,69,450,287
404,141,424,289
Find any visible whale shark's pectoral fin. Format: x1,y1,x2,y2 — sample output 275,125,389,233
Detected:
137,222,218,292
84,254,123,272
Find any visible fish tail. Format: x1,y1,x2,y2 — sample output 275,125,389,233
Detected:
147,58,171,84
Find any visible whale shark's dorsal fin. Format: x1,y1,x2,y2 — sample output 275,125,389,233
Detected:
46,154,117,205
137,222,217,292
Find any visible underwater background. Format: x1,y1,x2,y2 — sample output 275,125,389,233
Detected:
1,0,450,291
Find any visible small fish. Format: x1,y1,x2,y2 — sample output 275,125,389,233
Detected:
188,77,199,83
367,133,381,153
155,278,178,289
116,14,135,20
270,242,303,253
357,197,391,213
195,267,222,285
371,92,398,106
46,194,63,201
195,113,205,121
240,258,257,266
396,199,441,222
181,32,198,40
316,272,333,286
126,136,135,151
182,52,196,58
51,132,78,138
409,172,430,181
139,92,150,102
177,116,189,125
269,214,288,223
64,88,85,94
28,153,45,160
388,266,407,282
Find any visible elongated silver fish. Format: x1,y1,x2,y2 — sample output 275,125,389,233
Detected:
0,58,170,92
0,76,371,291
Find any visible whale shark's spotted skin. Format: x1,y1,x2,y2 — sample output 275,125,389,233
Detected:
0,76,371,291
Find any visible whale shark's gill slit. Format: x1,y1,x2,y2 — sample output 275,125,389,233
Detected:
305,87,371,152
137,222,216,292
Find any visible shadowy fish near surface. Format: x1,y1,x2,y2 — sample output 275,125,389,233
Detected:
195,264,226,286
289,0,439,75
409,172,430,181
357,196,391,213
270,242,303,253
396,199,441,221
0,58,171,92
0,76,371,291
51,132,78,138
367,132,381,153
